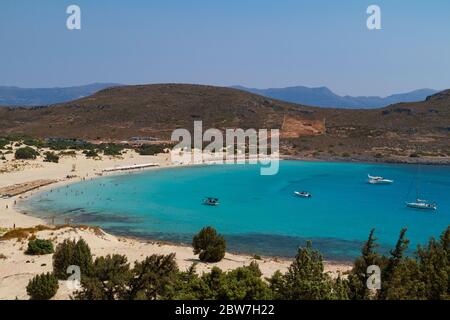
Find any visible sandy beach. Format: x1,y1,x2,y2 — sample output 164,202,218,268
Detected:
0,148,352,300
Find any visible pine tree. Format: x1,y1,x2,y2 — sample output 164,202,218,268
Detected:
192,227,226,262
53,239,93,280
331,274,349,300
214,262,272,300
268,241,334,300
126,253,178,300
163,263,213,300
347,228,382,299
74,254,131,300
416,226,449,299
378,228,416,299
26,273,59,300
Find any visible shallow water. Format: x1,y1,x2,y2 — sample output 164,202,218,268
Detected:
21,161,450,261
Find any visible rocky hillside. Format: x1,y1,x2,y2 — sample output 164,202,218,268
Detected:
0,84,449,162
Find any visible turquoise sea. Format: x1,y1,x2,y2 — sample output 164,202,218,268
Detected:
20,161,450,261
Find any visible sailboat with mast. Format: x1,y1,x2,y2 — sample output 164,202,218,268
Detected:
405,163,437,211
406,199,437,210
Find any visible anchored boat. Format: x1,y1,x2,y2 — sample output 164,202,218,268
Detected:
406,199,437,211
405,163,437,211
294,191,312,198
203,197,220,206
368,174,394,184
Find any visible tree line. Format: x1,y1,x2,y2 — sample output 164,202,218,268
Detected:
26,226,449,300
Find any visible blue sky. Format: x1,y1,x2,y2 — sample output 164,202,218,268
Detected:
1,0,449,96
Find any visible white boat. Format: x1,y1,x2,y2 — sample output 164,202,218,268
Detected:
368,174,394,184
406,199,437,211
405,164,437,211
294,191,312,198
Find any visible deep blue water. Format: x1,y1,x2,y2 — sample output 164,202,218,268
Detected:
20,161,450,261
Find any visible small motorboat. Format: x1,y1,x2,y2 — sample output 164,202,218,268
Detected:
368,174,394,184
294,191,312,198
203,197,220,206
406,199,437,211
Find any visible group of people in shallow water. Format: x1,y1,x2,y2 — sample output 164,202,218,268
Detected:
32,179,133,225
4,200,16,208
4,174,104,230
4,200,17,229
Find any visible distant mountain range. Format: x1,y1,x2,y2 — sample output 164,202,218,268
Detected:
232,85,438,109
0,83,121,106
0,83,439,109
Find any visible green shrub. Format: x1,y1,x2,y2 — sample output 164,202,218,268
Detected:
47,139,94,151
53,239,93,280
43,151,59,163
136,144,172,156
0,138,9,149
126,253,178,300
25,239,54,255
15,146,39,160
83,149,99,158
192,227,226,262
26,273,59,300
214,262,272,300
74,254,131,300
74,253,181,300
268,241,337,300
164,261,272,300
23,138,45,148
102,144,123,156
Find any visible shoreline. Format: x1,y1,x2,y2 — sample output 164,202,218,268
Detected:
0,150,354,299
5,152,449,260
11,149,449,298
11,158,354,265
281,154,450,166
6,156,358,265
98,229,356,265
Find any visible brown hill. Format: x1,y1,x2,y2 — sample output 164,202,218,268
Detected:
0,84,449,162
0,84,317,140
